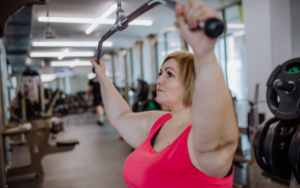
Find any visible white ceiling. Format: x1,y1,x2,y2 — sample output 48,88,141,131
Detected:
30,0,241,55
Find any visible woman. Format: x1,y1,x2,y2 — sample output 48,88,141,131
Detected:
90,0,238,187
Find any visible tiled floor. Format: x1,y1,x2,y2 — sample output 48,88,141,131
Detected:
7,113,132,188
5,113,291,188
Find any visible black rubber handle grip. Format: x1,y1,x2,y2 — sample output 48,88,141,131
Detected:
190,18,224,38
204,18,225,38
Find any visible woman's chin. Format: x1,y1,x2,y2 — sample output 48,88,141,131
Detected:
155,97,163,105
156,97,165,106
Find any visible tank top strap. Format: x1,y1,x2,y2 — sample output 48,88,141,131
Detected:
176,125,192,149
149,113,172,135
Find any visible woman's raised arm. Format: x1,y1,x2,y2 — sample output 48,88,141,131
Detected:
176,1,239,178
90,59,165,148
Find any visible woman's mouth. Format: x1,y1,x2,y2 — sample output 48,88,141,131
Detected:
157,89,163,92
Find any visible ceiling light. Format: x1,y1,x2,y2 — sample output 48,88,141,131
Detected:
168,42,181,47
41,74,56,82
38,17,152,26
58,48,69,60
32,41,113,47
51,60,92,67
38,17,95,23
85,3,117,35
87,73,96,79
227,23,245,29
232,30,245,37
30,51,95,58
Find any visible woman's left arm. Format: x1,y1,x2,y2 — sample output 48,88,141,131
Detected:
176,1,239,178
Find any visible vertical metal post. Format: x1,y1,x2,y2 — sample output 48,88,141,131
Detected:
20,75,26,121
117,0,122,11
164,32,168,56
110,53,116,85
136,42,144,80
152,41,158,81
123,53,129,103
39,76,45,115
129,48,134,88
174,22,188,51
149,35,158,83
221,9,229,86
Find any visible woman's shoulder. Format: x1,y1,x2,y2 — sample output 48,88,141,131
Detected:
144,111,170,133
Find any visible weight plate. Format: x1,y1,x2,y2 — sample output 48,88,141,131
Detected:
289,131,300,184
253,117,279,175
266,58,300,120
264,120,297,180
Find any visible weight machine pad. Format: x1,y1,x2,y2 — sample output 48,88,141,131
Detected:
56,139,79,147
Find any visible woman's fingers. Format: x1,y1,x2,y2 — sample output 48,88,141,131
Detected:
175,3,184,18
183,0,219,26
176,11,190,34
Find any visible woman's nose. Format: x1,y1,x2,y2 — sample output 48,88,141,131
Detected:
156,76,164,85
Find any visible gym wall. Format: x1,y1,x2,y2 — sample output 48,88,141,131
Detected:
243,0,299,120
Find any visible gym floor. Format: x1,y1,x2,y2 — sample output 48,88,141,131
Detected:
6,113,131,188
6,113,289,188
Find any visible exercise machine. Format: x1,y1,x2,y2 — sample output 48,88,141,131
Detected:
2,68,79,179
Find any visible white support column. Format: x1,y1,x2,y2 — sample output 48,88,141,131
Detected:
142,36,155,85
64,77,71,95
291,0,300,58
242,0,292,119
115,50,126,88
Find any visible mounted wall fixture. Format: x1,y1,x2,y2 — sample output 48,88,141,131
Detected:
0,0,48,38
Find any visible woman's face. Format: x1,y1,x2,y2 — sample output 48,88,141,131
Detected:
156,58,185,107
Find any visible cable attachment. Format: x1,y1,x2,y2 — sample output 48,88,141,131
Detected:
113,0,128,31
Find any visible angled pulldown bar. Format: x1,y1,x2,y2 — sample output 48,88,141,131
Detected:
95,0,224,63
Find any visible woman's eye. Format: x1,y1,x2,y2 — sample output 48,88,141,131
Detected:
168,72,173,77
158,72,162,76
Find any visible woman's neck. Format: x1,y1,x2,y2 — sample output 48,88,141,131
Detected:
169,105,192,127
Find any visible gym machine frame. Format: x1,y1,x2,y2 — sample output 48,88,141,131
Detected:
94,0,224,63
2,70,78,178
0,1,49,187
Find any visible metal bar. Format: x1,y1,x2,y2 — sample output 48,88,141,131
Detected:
117,0,122,11
96,0,163,63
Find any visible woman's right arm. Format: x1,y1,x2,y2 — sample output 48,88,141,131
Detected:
90,59,166,148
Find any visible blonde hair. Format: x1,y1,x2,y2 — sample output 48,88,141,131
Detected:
162,51,195,107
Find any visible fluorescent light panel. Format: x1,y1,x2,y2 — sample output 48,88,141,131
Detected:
85,3,117,35
32,41,113,47
87,73,96,79
37,18,152,26
38,17,95,23
232,30,245,37
58,48,69,60
51,60,92,67
30,51,95,57
227,23,245,29
41,74,56,82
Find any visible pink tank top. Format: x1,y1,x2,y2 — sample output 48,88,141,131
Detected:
123,113,233,188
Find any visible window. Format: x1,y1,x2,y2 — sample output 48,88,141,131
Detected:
156,31,182,74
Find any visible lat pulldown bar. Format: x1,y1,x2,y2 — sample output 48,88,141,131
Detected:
95,0,225,63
